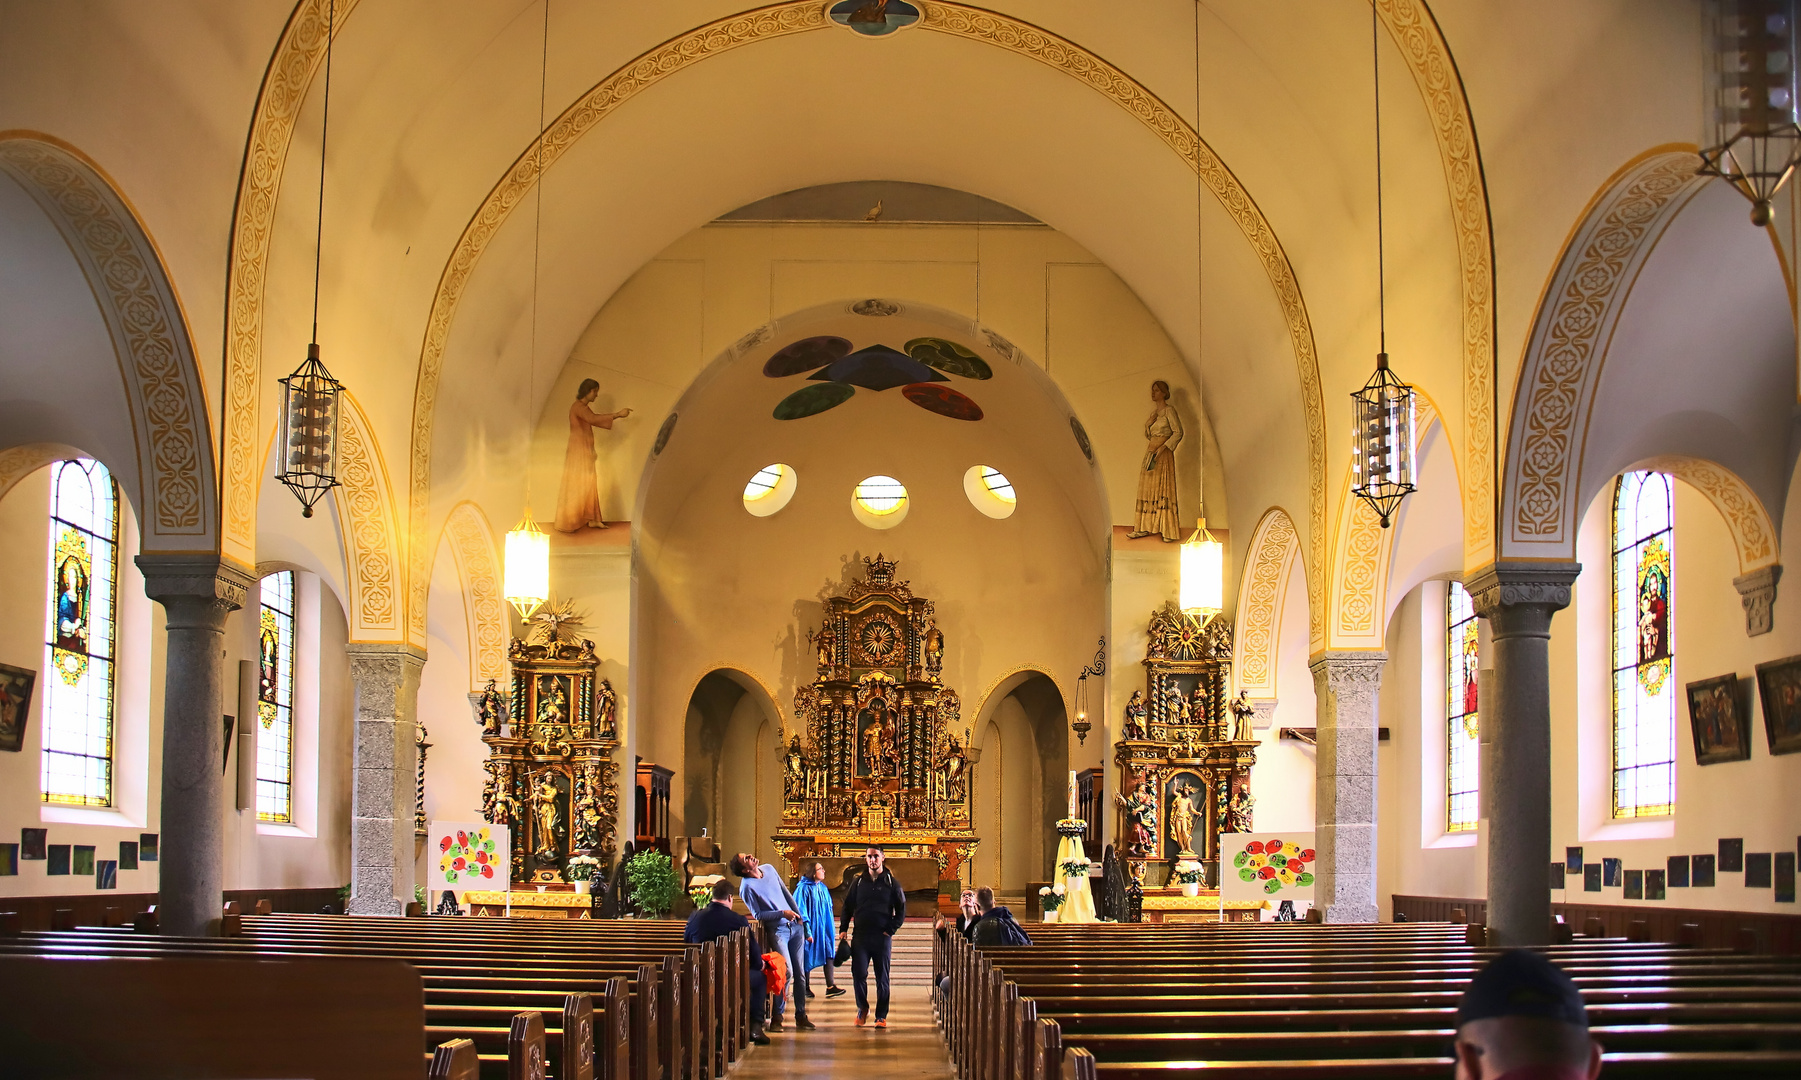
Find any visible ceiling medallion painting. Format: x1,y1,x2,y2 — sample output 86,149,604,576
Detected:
828,1,919,36
767,335,991,421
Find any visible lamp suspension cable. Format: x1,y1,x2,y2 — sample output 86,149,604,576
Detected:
311,0,334,346
1372,0,1385,359
528,0,549,514
1178,3,1224,623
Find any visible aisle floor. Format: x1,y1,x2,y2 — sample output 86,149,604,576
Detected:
726,982,955,1078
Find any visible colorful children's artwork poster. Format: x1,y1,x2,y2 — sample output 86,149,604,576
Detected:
1220,831,1316,918
428,822,509,892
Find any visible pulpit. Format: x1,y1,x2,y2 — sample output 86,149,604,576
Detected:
772,556,978,895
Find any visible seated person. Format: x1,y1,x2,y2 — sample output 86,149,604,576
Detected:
933,887,981,1010
685,879,769,1045
1453,950,1602,1080
969,887,1030,947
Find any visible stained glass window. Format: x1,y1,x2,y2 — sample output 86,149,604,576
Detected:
42,458,118,806
1613,471,1675,818
256,571,296,823
1446,581,1480,832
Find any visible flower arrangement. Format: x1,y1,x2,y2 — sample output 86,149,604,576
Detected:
564,853,603,884
1055,818,1088,837
688,883,714,909
1059,859,1091,878
1173,866,1205,885
1037,883,1067,910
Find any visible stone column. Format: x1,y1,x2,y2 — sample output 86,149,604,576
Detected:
1467,561,1580,947
344,643,427,915
1309,651,1386,923
137,554,254,937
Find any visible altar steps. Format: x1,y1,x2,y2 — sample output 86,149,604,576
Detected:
891,923,936,986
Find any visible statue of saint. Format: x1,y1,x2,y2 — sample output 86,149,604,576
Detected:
924,619,945,676
553,379,631,533
1122,690,1147,740
476,679,505,736
1190,686,1209,736
1169,781,1198,856
532,775,561,859
938,733,967,801
1115,777,1158,857
1227,786,1256,834
538,677,568,728
812,627,833,674
1230,690,1256,742
1164,683,1184,727
595,678,618,740
1125,380,1184,541
783,735,806,800
861,704,892,777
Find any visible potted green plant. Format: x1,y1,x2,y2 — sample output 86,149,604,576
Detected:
1037,883,1066,922
624,849,680,918
565,853,603,895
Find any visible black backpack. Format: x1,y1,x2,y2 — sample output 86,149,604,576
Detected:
988,908,1032,947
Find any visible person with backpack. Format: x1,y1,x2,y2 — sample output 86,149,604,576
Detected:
836,846,907,1027
970,886,1032,947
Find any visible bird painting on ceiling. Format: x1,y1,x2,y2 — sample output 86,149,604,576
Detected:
829,0,919,36
765,334,991,421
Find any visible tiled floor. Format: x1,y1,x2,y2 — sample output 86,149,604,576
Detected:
729,983,954,1078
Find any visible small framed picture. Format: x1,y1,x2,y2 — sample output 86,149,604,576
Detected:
1550,862,1566,890
1747,852,1773,889
1603,858,1623,887
1754,653,1801,755
118,840,138,871
95,860,116,890
72,845,94,876
1777,853,1797,904
1624,869,1644,900
21,828,47,860
1668,855,1690,888
139,833,158,861
46,845,69,875
1693,853,1717,887
1646,869,1666,900
1584,864,1602,892
0,843,16,876
1566,847,1584,875
1721,838,1745,873
0,662,36,753
1686,673,1751,764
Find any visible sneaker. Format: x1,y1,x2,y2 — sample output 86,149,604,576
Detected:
751,1030,770,1046
874,1018,888,1028
768,1019,783,1032
855,1012,867,1026
805,987,816,998
795,1017,816,1031
825,986,847,998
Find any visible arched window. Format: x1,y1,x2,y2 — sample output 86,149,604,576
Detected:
42,458,119,806
257,571,296,823
1446,581,1479,833
1612,470,1675,818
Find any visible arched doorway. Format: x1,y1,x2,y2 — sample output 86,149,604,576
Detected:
971,672,1068,897
682,669,785,869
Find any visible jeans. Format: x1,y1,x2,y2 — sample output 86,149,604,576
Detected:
852,932,892,1019
770,917,809,1021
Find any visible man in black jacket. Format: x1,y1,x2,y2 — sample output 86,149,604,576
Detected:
685,880,770,1045
836,846,907,1027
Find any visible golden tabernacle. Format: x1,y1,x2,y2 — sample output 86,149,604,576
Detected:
1114,606,1257,890
772,556,978,889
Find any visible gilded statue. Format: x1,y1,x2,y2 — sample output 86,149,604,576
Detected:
1227,785,1255,834
1190,685,1209,734
924,618,945,677
1116,776,1158,857
1164,683,1184,727
783,735,807,800
1169,781,1199,856
532,775,562,859
938,732,968,802
812,626,834,675
1230,690,1255,742
860,704,895,777
538,677,568,728
476,678,505,736
1122,690,1147,740
595,678,618,740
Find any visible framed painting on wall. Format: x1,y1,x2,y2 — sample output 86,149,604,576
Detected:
1754,654,1801,755
1686,673,1750,764
1747,852,1773,889
1693,853,1716,887
1668,855,1689,888
0,662,35,753
1720,838,1744,873
1623,869,1644,900
1777,853,1797,904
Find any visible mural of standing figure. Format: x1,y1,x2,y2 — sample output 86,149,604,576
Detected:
1126,379,1183,541
554,378,631,533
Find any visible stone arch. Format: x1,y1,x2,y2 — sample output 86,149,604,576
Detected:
1232,507,1301,700
0,443,86,505
0,132,217,556
1326,397,1444,650
331,392,406,642
1500,149,1710,562
404,0,1330,658
681,667,786,861
438,500,508,690
1633,455,1779,575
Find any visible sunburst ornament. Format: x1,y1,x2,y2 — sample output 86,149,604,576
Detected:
526,598,588,644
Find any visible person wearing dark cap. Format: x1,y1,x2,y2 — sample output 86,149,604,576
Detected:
1454,950,1602,1080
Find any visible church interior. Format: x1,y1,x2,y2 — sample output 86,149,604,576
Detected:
5,1,1801,1077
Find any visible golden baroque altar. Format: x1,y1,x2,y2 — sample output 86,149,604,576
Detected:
773,556,977,883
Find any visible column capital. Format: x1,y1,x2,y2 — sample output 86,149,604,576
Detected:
343,641,429,670
1465,561,1581,626
135,553,255,620
1308,651,1387,691
1734,564,1782,637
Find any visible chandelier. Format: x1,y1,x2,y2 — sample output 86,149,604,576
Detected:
1699,0,1801,226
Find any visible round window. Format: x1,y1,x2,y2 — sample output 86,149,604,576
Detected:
742,463,798,517
852,475,910,529
963,465,1017,519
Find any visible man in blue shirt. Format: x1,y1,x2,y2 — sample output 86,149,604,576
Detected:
684,879,769,1045
730,852,814,1031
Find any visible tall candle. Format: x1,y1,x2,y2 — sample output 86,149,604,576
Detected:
1068,770,1078,820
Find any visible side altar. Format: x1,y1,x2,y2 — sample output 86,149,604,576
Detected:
475,611,623,886
772,556,978,892
1114,606,1257,892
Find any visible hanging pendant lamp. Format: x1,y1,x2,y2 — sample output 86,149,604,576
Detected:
1350,5,1417,530
503,0,554,621
1180,519,1224,621
277,0,344,518
1698,0,1801,226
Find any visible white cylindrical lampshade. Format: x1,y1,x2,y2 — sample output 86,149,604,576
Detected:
1180,522,1223,617
504,515,550,620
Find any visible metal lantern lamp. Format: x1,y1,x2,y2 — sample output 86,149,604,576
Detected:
1350,353,1417,528
1072,638,1106,745
503,513,550,620
1180,519,1224,621
1699,0,1801,226
276,343,343,517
